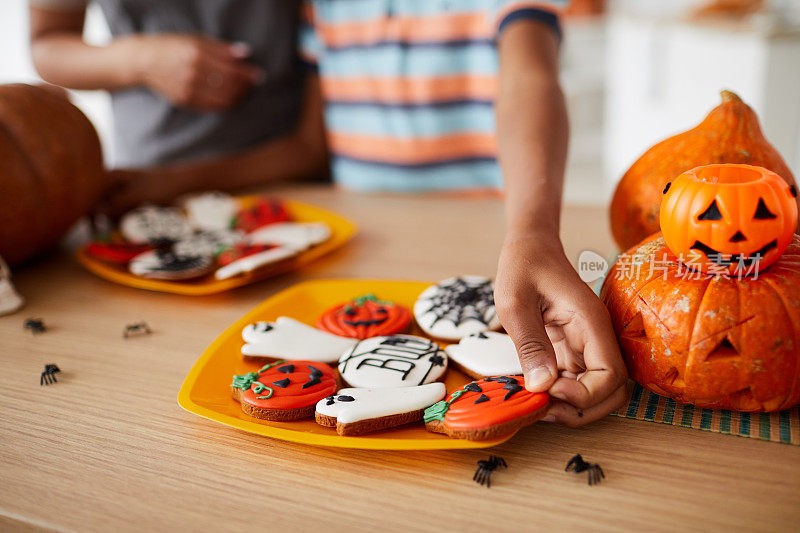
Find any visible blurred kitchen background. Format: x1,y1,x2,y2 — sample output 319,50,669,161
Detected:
2,0,799,205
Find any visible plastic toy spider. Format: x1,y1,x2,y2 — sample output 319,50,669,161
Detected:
565,454,604,486
24,318,46,335
473,455,507,488
123,322,152,338
40,364,60,386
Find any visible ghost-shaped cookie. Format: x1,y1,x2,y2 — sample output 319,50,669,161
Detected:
445,331,522,379
241,317,357,363
246,222,331,250
181,191,239,232
315,383,446,435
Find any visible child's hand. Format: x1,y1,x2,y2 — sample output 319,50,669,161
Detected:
126,34,264,112
495,232,627,426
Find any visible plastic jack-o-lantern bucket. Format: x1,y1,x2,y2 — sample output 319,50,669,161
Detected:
660,164,798,276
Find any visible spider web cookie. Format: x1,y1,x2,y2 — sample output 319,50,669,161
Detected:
413,276,501,341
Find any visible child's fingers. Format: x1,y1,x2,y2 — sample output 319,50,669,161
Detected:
548,356,626,411
499,302,559,393
542,383,627,427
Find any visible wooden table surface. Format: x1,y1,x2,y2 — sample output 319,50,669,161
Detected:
1,185,798,532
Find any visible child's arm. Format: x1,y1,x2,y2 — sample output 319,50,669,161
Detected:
101,75,328,215
494,19,627,426
29,4,262,112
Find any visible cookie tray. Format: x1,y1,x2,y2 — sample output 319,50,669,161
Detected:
177,279,520,449
76,197,357,296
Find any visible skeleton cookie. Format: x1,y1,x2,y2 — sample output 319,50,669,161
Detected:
413,276,500,341
242,317,357,363
338,334,447,388
445,332,522,379
315,383,446,435
120,206,192,244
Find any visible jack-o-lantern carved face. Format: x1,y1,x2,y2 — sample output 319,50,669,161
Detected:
317,294,412,339
660,164,798,275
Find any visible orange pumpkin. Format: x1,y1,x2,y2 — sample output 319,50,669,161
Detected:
660,164,797,275
0,84,105,266
601,234,800,412
317,294,412,339
610,90,798,251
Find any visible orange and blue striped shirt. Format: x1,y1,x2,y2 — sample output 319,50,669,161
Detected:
300,0,565,192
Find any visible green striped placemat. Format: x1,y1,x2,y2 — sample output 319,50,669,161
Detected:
611,382,800,445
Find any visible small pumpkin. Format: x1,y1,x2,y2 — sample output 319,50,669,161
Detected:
316,294,412,339
601,234,800,412
660,164,797,275
0,84,105,265
610,90,798,251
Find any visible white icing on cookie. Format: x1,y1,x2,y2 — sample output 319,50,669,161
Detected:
214,246,299,280
338,334,447,388
246,222,331,250
445,331,522,377
173,229,244,257
241,316,357,363
413,275,500,341
181,191,239,231
315,383,446,424
120,206,192,244
129,250,212,279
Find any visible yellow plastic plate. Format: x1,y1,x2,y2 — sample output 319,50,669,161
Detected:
76,197,358,295
178,279,516,449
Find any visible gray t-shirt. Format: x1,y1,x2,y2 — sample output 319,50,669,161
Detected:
33,0,303,168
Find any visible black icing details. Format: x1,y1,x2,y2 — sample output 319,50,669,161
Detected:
429,354,445,367
277,365,295,374
420,277,496,328
254,322,274,333
486,376,519,385
474,394,490,404
473,332,489,339
147,251,206,272
308,366,323,380
340,336,445,385
502,383,524,401
325,394,356,405
272,378,290,388
302,377,322,389
343,318,388,326
464,382,483,392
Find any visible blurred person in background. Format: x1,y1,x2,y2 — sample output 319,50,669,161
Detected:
29,0,327,215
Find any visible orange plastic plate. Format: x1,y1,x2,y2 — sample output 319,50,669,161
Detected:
178,279,516,449
76,197,357,295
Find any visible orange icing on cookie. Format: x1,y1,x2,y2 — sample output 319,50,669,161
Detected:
442,377,550,431
316,294,412,339
236,361,337,410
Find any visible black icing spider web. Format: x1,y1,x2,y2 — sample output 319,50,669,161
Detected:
420,277,496,328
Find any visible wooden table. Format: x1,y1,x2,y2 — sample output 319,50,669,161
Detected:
1,185,798,532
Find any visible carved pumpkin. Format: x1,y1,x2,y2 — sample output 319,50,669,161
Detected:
0,84,105,265
316,294,412,339
601,234,800,412
610,90,798,251
660,164,798,275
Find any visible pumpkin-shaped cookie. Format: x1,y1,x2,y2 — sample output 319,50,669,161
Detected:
231,360,338,421
317,294,412,339
424,376,550,440
85,241,152,264
660,164,797,275
233,198,291,232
